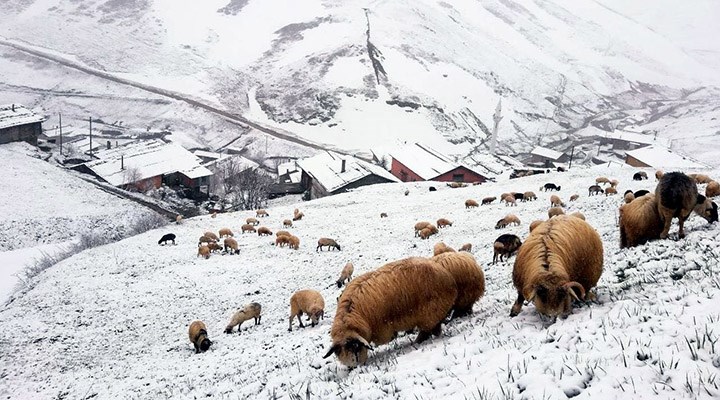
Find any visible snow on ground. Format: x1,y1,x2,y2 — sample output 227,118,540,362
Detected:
1,164,719,399
0,241,73,303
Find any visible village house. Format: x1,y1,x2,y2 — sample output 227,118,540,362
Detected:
0,104,44,146
625,146,706,170
576,126,671,151
297,151,399,200
527,146,568,168
388,143,488,183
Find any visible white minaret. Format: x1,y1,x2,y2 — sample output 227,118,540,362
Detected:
490,98,502,154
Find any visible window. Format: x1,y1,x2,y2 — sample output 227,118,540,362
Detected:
452,173,464,182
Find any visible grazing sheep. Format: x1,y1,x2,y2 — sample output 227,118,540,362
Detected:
198,235,214,246
414,221,432,236
550,195,565,207
588,185,603,196
511,215,603,318
246,217,259,226
695,195,719,224
380,212,388,218
224,303,262,334
596,177,610,186
523,191,537,201
495,214,520,229
283,219,293,228
256,209,269,217
633,171,648,181
288,289,325,331
448,182,466,188
158,233,176,245
404,189,410,196
465,199,479,208
458,243,472,252
689,173,713,184
288,235,300,250
634,190,650,198
624,192,635,204
570,212,586,220
207,242,223,253
175,215,183,224
317,238,341,251
224,237,239,255
275,235,291,247
500,192,514,200
431,251,485,317
656,172,701,239
492,234,522,264
707,181,720,198
323,257,457,367
481,196,496,205
529,220,544,233
655,170,664,180
433,241,456,256
276,230,291,238
619,194,664,248
336,262,354,287
569,194,579,202
188,320,212,353
605,187,618,196
429,186,437,192
241,224,256,234
513,192,525,202
548,207,565,218
502,195,517,207
205,231,220,242
197,245,211,259
610,179,619,188
218,228,234,238
293,211,304,221
258,227,273,236
418,227,434,240
542,183,561,191
437,218,453,228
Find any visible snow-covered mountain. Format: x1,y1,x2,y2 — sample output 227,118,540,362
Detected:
1,0,719,161
1,163,719,399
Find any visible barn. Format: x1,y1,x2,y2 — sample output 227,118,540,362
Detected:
625,146,706,170
389,143,487,183
0,104,44,146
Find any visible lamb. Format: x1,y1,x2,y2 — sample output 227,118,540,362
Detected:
317,237,341,251
605,187,618,196
256,209,269,217
550,195,565,207
570,212,586,220
197,245,211,259
481,196,496,205
431,251,485,317
246,217,259,226
596,177,610,186
502,195,517,207
380,212,388,218
257,227,273,236
492,234,522,264
529,220,544,233
188,320,212,353
633,171,648,181
523,191,537,202
288,289,325,331
569,194,579,202
588,185,603,196
510,215,603,318
548,207,565,218
624,191,635,204
322,257,457,367
336,262,354,287
656,172,703,239
224,303,262,334
158,233,176,245
619,194,664,248
288,235,300,250
218,229,233,239
241,224,256,234
432,241,456,256
707,181,720,198
283,219,293,228
495,214,520,229
436,218,453,228
542,183,561,191
224,237,239,255
458,243,472,252
465,199,479,208
655,170,664,180
205,231,220,242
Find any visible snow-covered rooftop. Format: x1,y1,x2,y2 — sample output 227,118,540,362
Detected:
278,160,302,184
389,143,461,180
193,150,228,161
0,104,44,130
577,126,671,147
625,146,706,169
530,146,564,160
82,139,211,186
297,152,399,193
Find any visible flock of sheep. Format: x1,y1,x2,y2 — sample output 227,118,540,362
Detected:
163,169,718,367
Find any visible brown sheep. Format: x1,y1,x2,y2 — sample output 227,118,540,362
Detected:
283,219,293,228
336,262,354,287
256,209,269,217
198,235,214,247
548,207,565,218
605,187,618,196
619,194,664,248
414,221,432,236
706,181,720,198
436,218,453,228
288,289,325,331
569,194,579,202
502,195,517,207
529,220,544,233
317,237,341,251
495,214,520,229
431,251,485,317
610,179,619,188
241,224,256,234
492,234,522,264
207,242,223,253
204,231,220,242
380,212,388,218
465,199,479,208
655,170,664,180
275,235,291,247
550,195,565,207
481,196,496,205
511,215,603,318
523,191,537,202
175,215,183,224
276,230,291,238
224,237,239,255
624,191,635,204
570,212,586,220
218,228,234,238
689,173,713,184
596,177,610,186
246,217,259,226
288,235,300,250
323,257,457,367
293,211,304,221
188,320,212,353
458,243,472,252
197,245,210,259
432,241,456,256
656,172,701,239
257,227,273,236
224,303,262,334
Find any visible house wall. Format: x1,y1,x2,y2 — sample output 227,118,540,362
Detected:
625,155,650,168
432,166,486,183
0,122,42,146
390,158,425,182
330,175,396,196
127,175,162,191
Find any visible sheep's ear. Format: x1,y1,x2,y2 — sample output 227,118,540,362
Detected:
697,195,707,204
323,345,340,359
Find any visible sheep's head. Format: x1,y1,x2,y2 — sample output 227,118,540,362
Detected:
309,308,324,326
200,338,212,352
334,244,341,251
495,219,506,229
695,196,718,223
323,336,373,367
509,237,523,253
527,280,585,318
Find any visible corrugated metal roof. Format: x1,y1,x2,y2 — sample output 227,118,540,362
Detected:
0,104,44,130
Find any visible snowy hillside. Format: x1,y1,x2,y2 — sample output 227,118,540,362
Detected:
1,0,719,161
1,165,719,399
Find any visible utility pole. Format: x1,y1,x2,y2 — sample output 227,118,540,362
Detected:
490,98,502,154
568,145,575,169
58,113,63,156
89,116,93,158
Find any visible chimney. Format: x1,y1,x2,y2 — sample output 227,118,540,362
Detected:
121,155,124,170
107,140,111,149
11,104,15,112
341,159,346,173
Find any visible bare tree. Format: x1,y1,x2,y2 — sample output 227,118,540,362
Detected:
211,157,271,210
123,166,142,191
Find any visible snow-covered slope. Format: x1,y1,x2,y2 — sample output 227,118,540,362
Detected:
1,0,718,159
1,165,719,399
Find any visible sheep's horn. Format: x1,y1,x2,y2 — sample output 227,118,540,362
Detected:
564,282,586,301
322,345,340,359
355,336,373,351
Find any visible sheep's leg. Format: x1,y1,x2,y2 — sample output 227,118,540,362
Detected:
297,314,305,328
510,291,524,317
678,215,688,239
288,315,294,331
659,214,673,239
194,342,200,353
431,322,443,337
415,330,431,343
